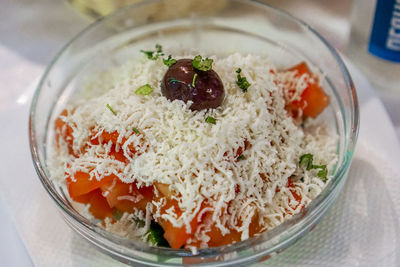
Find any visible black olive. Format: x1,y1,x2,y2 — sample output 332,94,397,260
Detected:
161,59,225,111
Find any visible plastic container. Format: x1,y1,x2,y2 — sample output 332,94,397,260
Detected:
348,0,400,91
29,0,359,265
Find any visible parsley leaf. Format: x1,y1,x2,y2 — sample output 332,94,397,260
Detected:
236,68,251,92
237,154,246,161
299,153,314,170
133,218,145,228
135,84,153,95
192,73,198,87
132,127,140,134
163,55,177,67
192,55,213,71
147,221,169,247
113,209,123,220
106,104,117,115
140,50,155,59
155,44,163,53
317,166,328,182
299,153,328,182
205,116,216,124
140,44,164,60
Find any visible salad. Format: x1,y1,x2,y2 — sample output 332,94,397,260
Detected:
50,44,336,250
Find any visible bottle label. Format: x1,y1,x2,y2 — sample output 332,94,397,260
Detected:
369,0,400,62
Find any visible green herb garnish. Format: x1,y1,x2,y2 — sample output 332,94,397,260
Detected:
141,44,164,60
113,209,123,220
317,166,328,182
299,154,328,182
163,55,177,67
147,221,169,247
134,218,145,228
140,50,155,59
205,116,216,124
237,154,246,161
312,164,328,182
299,153,314,170
135,84,153,95
192,73,198,87
192,55,213,71
132,127,140,134
155,44,162,53
106,104,117,115
236,68,251,92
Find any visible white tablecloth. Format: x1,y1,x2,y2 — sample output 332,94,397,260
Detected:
1,0,399,266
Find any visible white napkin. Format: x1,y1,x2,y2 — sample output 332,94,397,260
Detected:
0,61,399,266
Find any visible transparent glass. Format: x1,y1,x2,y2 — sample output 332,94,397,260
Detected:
29,0,359,265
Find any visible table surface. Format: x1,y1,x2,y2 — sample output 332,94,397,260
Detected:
1,0,399,266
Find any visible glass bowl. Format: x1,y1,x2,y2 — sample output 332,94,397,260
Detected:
29,0,359,265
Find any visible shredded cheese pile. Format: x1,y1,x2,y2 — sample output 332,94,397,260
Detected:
49,52,337,247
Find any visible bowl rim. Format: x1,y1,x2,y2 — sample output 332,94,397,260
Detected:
29,0,359,264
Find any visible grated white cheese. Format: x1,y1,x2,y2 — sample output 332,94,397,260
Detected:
49,51,337,248
117,195,144,203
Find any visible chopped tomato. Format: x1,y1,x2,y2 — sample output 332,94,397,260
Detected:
108,148,128,163
203,208,261,247
173,202,263,249
206,224,242,247
158,199,202,249
72,190,95,204
154,182,172,198
100,179,154,213
249,211,264,237
286,62,329,118
91,131,120,145
182,256,219,266
289,61,309,77
55,109,74,150
300,83,330,118
90,130,139,155
286,178,303,212
87,189,114,220
222,139,250,161
66,172,115,199
235,140,250,159
287,178,302,202
161,219,193,249
258,254,272,263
